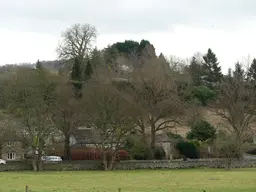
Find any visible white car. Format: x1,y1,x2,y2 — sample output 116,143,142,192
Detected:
41,156,62,162
0,159,6,164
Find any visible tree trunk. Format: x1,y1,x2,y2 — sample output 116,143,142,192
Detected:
102,152,108,171
149,123,156,159
225,158,232,170
64,134,71,160
32,154,38,171
37,151,43,171
0,144,2,158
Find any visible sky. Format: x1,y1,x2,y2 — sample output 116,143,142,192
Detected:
1,0,256,72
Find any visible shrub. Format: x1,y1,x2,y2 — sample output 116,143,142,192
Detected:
71,148,101,160
131,143,150,160
123,135,150,160
191,85,216,106
247,148,256,155
187,120,216,142
176,140,199,159
153,147,166,160
167,132,183,140
116,150,130,160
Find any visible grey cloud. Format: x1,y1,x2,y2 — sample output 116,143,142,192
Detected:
1,0,256,35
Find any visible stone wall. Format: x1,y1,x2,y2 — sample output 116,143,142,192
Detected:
43,160,102,171
1,159,256,172
115,159,256,170
0,161,32,171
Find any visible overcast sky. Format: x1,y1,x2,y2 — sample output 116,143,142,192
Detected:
1,0,256,72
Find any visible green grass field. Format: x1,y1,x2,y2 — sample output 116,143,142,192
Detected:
0,169,256,192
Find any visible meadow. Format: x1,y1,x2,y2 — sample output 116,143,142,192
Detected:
0,169,256,192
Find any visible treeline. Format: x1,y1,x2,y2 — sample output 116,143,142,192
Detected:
0,23,256,171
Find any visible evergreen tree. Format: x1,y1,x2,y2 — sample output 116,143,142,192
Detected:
90,47,102,67
233,62,244,81
71,58,82,81
188,56,203,86
36,59,43,69
84,59,93,81
71,57,83,92
247,58,256,81
202,48,223,88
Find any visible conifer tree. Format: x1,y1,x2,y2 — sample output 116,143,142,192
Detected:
202,48,223,88
71,57,83,92
84,59,93,81
233,62,244,81
248,58,256,81
36,59,43,69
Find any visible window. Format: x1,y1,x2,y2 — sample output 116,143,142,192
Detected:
7,141,15,146
7,152,16,160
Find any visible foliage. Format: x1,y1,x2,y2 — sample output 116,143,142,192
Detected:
187,120,216,142
202,48,223,88
71,148,101,160
247,148,256,155
109,39,151,56
191,85,216,106
131,143,150,160
116,150,130,160
247,58,256,81
152,147,166,160
167,132,183,140
84,60,93,81
187,56,203,86
176,140,200,159
36,60,43,69
124,135,150,160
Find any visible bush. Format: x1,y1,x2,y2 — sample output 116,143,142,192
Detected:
176,141,199,159
71,148,101,160
247,148,256,155
153,147,166,160
167,132,183,140
132,144,150,160
191,85,216,106
124,135,150,160
116,150,130,160
187,120,216,142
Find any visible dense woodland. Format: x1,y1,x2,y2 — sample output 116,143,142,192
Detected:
0,23,256,171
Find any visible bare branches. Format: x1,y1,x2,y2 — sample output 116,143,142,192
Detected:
4,68,58,171
82,79,134,170
215,69,256,157
57,23,97,61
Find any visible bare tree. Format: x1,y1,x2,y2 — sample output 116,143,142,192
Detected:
213,132,244,170
57,23,97,62
215,67,256,158
121,57,186,156
5,67,58,171
52,75,83,160
82,77,134,170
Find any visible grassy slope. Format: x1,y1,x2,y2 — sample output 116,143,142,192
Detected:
0,169,256,192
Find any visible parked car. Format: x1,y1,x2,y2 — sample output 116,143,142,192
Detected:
0,159,6,164
41,156,62,162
